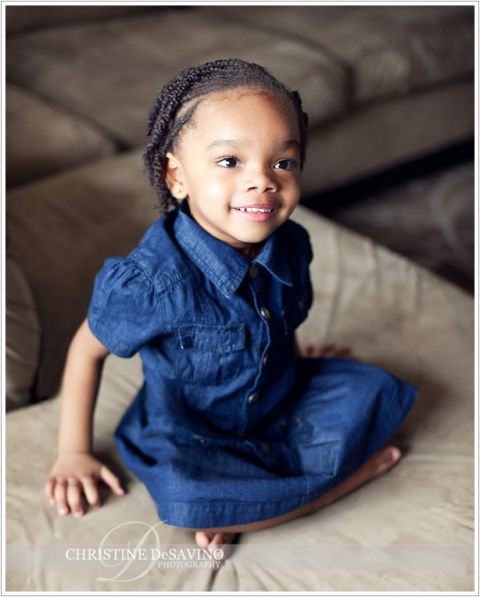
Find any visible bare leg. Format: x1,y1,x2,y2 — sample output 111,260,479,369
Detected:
195,444,401,558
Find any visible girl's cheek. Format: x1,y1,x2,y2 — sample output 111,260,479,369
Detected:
205,179,233,198
213,167,238,180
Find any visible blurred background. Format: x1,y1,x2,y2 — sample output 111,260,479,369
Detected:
5,4,475,405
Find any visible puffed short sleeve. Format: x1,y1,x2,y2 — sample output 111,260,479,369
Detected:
87,257,162,357
293,223,314,312
280,222,315,334
290,222,313,302
297,225,313,266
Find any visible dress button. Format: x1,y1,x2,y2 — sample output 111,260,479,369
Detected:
247,392,258,404
249,265,259,279
262,353,269,366
260,441,271,454
260,307,270,320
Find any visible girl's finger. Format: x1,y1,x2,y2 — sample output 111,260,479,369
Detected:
319,344,335,353
81,476,101,508
54,478,69,515
322,348,337,357
331,347,351,356
44,478,56,504
67,478,84,517
99,466,125,496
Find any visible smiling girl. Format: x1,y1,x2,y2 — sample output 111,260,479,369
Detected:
44,59,417,559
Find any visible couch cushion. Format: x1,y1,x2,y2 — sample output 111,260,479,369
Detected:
6,6,347,145
6,148,156,400
301,79,474,194
5,205,473,590
5,5,155,36
5,256,41,410
6,83,116,187
216,5,474,104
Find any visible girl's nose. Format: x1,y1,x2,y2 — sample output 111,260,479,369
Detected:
244,166,278,193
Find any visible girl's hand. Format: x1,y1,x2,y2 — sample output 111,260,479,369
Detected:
44,452,125,517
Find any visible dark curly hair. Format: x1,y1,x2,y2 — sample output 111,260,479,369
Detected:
143,58,309,215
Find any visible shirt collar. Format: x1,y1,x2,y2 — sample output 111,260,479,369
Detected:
173,201,293,298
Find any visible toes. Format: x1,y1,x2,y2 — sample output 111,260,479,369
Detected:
389,446,402,464
195,530,238,561
376,446,402,474
208,533,237,560
195,531,213,548
208,532,235,548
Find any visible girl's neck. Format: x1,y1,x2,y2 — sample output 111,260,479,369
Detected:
238,243,264,261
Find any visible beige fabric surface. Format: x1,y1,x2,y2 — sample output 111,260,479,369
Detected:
5,5,150,36
302,79,474,193
218,5,474,104
6,7,347,146
5,256,41,411
6,206,474,591
6,150,158,400
6,83,116,187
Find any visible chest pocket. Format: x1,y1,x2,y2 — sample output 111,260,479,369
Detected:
175,323,246,385
281,291,310,336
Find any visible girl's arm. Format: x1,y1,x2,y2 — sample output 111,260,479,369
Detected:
57,318,109,454
44,319,125,517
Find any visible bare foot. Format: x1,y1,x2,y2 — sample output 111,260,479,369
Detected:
301,343,355,359
306,444,402,512
194,531,238,561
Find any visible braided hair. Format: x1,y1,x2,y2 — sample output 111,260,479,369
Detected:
143,58,309,215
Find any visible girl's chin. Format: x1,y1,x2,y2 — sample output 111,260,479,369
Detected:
228,231,272,246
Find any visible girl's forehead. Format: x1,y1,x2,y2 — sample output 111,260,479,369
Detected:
171,86,300,155
202,86,289,109
188,87,298,131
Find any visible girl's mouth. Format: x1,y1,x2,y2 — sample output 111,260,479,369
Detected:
231,206,276,222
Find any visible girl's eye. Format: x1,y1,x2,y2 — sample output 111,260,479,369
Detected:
274,159,298,170
217,157,238,168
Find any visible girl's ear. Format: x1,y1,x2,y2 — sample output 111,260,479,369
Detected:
164,152,188,199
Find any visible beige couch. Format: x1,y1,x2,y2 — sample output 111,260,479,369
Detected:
6,4,474,406
5,5,474,591
6,201,474,591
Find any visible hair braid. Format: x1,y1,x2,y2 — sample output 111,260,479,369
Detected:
143,59,309,215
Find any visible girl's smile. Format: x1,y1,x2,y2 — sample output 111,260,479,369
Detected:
165,87,302,257
231,207,276,221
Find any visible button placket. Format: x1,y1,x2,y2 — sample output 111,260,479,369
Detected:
248,264,259,279
247,284,271,412
260,306,270,320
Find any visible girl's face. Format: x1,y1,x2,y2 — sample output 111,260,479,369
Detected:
165,87,302,257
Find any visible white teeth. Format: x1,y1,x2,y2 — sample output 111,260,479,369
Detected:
234,207,274,213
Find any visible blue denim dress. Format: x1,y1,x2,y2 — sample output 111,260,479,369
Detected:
87,201,418,529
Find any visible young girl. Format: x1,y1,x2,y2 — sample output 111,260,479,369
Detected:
44,59,418,558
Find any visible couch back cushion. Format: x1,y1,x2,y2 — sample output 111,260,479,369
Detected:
6,148,156,401
6,5,153,36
